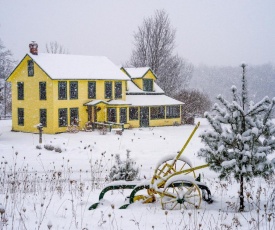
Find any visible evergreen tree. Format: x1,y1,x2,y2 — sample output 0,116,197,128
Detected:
198,64,275,212
109,150,139,181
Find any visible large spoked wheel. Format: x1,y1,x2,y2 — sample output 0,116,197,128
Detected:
161,180,201,210
151,156,196,188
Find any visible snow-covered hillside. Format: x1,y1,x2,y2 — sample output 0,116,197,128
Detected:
0,119,274,229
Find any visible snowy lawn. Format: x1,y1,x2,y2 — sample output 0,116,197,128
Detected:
0,119,274,229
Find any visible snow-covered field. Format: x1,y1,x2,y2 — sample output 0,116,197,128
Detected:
0,119,274,230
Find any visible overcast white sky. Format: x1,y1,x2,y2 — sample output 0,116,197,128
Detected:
1,0,275,66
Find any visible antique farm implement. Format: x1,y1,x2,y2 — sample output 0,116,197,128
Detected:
89,122,213,210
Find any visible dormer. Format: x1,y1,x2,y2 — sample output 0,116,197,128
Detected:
121,67,157,92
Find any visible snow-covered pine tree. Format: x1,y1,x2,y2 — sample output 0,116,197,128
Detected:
198,64,275,212
109,150,139,181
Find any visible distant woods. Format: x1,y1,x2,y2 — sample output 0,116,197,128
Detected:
0,39,14,117
191,64,275,105
45,41,69,54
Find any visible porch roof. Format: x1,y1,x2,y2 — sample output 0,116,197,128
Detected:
84,99,131,106
107,100,131,105
84,95,183,107
126,95,184,106
84,100,108,106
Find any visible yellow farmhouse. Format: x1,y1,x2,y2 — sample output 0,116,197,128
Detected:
7,43,183,134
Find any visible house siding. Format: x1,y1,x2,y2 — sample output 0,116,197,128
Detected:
7,54,183,134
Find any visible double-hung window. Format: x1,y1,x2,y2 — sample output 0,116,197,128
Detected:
17,82,24,100
143,79,153,91
39,82,46,100
88,81,96,99
105,81,112,99
70,81,78,99
58,81,67,100
115,82,122,99
70,108,79,125
28,60,34,76
58,108,67,127
18,108,24,126
40,109,47,127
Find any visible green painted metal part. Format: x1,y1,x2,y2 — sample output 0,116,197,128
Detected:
129,184,150,204
89,184,137,210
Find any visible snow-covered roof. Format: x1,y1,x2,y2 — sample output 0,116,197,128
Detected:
84,100,108,106
124,67,151,79
84,95,183,107
127,81,164,94
29,53,129,80
107,100,131,105
126,95,184,106
84,99,131,106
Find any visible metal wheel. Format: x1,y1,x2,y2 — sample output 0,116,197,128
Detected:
161,180,201,210
151,156,196,188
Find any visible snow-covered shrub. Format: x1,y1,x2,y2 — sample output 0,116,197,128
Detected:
109,150,139,181
54,147,62,153
43,139,66,153
36,144,42,149
44,144,55,151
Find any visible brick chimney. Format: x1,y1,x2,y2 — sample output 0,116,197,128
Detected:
29,41,38,55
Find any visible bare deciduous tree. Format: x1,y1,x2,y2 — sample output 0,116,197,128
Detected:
0,40,15,80
157,55,193,95
45,41,68,54
0,39,16,117
127,10,193,96
0,39,15,118
174,89,212,123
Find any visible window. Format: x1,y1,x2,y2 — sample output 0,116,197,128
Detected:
166,106,180,118
129,107,139,120
70,108,79,125
88,81,96,99
58,81,67,100
150,106,165,119
58,108,67,127
107,108,116,122
39,82,46,100
115,82,122,99
18,108,24,126
40,109,47,127
28,60,34,76
69,81,78,99
120,108,127,124
105,81,112,99
17,82,24,100
143,79,153,91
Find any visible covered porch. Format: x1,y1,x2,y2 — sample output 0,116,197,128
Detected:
84,99,131,131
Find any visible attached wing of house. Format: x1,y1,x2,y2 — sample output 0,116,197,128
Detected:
6,42,184,134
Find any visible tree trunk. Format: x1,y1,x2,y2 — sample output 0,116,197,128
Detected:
239,174,245,212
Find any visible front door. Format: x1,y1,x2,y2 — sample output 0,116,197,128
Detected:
140,107,149,127
120,108,127,124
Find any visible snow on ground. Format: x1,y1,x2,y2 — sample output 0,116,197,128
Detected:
0,119,274,229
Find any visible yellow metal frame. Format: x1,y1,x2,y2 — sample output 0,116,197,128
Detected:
144,122,209,207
